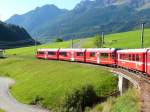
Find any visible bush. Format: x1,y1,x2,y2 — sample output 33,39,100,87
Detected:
63,85,99,112
54,38,63,42
30,95,44,105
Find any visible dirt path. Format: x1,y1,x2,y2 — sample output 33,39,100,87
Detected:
0,77,49,112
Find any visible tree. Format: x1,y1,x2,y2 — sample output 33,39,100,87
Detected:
94,34,103,48
54,38,63,42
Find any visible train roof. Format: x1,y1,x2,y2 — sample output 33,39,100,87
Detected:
37,48,59,51
117,49,148,53
59,48,86,51
86,48,117,52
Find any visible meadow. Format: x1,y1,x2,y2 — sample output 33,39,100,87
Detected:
0,28,146,111
0,40,117,111
81,28,150,48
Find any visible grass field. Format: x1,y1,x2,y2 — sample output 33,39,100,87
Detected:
81,28,150,48
0,40,117,110
6,40,79,57
1,28,146,111
88,89,140,112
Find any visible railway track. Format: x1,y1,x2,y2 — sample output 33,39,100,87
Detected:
75,61,150,112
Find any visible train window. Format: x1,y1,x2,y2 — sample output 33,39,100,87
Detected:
48,52,56,55
101,53,108,58
38,51,44,55
132,54,136,61
120,54,125,60
136,54,140,61
125,54,129,60
120,54,123,59
59,52,67,57
111,53,115,59
90,52,96,57
77,52,84,56
129,54,132,60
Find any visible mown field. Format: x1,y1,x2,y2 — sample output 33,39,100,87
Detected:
81,28,150,48
0,40,117,111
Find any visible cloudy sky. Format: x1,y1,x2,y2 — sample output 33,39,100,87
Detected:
0,0,82,21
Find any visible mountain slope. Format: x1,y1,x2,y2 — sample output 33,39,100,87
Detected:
6,0,150,42
6,5,68,37
0,21,35,49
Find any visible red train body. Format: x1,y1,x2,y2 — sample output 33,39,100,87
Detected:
117,49,147,72
85,48,117,65
36,49,59,60
36,48,150,76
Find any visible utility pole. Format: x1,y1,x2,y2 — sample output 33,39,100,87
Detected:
141,22,145,48
71,39,74,48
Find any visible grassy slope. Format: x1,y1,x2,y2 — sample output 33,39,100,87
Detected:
6,40,78,57
89,89,140,112
81,28,150,48
0,40,117,110
111,89,140,112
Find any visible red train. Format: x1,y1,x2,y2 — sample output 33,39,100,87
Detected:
36,48,150,76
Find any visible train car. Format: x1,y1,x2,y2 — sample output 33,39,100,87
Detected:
58,49,74,61
36,49,47,59
46,49,60,60
36,49,60,60
85,48,117,65
85,48,100,64
73,49,86,62
117,49,148,72
99,48,118,65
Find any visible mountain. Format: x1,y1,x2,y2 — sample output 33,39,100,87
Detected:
6,5,68,40
6,0,150,42
0,21,35,49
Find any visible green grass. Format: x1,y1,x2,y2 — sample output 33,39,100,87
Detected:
6,40,78,57
81,37,98,48
0,40,117,110
2,28,145,110
88,89,140,112
0,109,4,112
0,57,117,109
111,89,140,112
82,28,150,48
